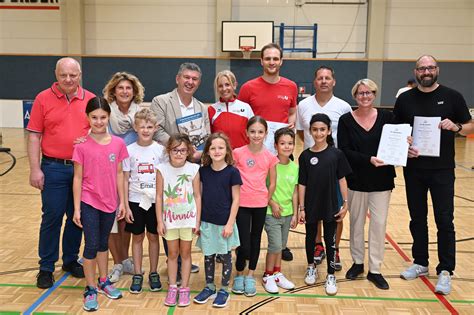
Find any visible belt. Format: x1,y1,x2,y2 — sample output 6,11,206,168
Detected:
42,155,74,165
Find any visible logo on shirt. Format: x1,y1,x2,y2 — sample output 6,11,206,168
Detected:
138,163,154,174
310,157,319,165
109,153,116,162
246,158,256,168
277,95,289,101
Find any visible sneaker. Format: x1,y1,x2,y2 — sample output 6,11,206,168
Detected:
400,264,429,280
367,272,389,290
345,263,364,280
274,272,295,290
98,278,122,299
244,276,257,297
36,270,54,289
304,266,317,285
281,247,293,261
191,263,200,273
83,286,98,312
164,286,178,306
108,264,123,283
314,244,326,265
193,286,216,304
129,275,143,294
232,275,245,294
325,274,337,296
122,258,135,275
334,249,342,271
149,272,162,291
434,270,452,295
62,261,85,278
212,289,230,308
178,287,191,307
262,274,278,294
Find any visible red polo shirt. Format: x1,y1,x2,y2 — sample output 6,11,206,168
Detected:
27,82,95,159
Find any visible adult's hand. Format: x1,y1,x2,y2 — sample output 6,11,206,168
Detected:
30,168,44,190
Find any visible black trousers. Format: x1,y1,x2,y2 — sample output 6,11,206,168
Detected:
403,167,455,274
235,206,267,272
305,220,337,274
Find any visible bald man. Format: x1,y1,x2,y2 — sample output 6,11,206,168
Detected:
27,57,95,288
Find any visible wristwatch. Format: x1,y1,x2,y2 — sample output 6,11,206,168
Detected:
455,123,463,133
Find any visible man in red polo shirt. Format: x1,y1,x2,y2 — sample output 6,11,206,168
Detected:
27,57,95,288
238,43,297,155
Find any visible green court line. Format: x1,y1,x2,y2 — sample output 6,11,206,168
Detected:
1,282,472,307
0,312,21,315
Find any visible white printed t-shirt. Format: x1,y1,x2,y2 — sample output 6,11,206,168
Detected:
296,94,352,149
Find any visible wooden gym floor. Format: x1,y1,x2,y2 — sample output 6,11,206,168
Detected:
0,127,472,314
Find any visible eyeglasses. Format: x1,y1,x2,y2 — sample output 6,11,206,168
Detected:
415,66,437,72
356,91,374,97
171,148,188,155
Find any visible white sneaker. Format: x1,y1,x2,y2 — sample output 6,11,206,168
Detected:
122,258,135,275
400,264,429,280
262,274,279,294
434,270,452,295
108,264,123,283
304,266,317,285
325,274,337,296
274,272,295,290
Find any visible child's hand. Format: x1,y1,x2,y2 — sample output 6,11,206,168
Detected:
290,215,298,229
370,156,386,167
157,221,166,237
334,206,347,222
222,223,233,238
298,211,306,224
270,201,282,218
73,136,87,145
117,204,126,221
193,221,201,236
73,209,83,228
125,208,134,224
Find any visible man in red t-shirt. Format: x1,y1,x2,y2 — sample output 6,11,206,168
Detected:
238,43,298,261
27,57,95,288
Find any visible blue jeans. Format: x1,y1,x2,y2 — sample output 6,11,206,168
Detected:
38,159,82,272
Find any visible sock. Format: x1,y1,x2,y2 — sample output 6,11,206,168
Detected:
206,283,216,291
221,286,228,292
99,277,107,283
273,266,281,274
169,284,177,288
264,270,273,277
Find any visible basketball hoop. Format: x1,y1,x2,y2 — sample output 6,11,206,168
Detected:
240,46,254,59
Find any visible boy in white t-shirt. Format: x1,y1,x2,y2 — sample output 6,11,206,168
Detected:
123,109,166,294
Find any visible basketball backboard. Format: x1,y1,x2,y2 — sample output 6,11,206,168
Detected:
222,21,274,52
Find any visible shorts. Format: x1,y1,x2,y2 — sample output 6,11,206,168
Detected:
164,227,193,241
125,202,158,235
265,214,292,253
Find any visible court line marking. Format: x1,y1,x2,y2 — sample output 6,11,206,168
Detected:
22,272,70,315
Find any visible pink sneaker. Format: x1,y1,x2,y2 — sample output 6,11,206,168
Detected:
164,286,178,307
178,287,191,307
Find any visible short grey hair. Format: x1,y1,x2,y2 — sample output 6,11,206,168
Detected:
177,62,202,77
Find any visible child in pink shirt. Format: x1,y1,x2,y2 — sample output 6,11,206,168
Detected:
72,97,128,312
232,116,278,296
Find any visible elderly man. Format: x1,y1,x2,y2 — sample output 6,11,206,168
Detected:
27,57,95,288
395,55,473,295
150,62,210,277
296,65,352,269
151,62,210,162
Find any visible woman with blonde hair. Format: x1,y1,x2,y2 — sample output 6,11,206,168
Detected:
102,71,145,282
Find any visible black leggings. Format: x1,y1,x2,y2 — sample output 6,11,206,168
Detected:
205,252,232,287
235,206,267,271
305,221,337,274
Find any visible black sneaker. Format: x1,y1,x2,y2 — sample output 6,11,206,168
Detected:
345,263,364,280
367,272,389,290
37,270,54,289
62,261,85,278
281,247,293,261
129,274,143,294
149,272,162,291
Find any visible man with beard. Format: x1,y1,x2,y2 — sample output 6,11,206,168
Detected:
296,66,352,271
394,55,473,295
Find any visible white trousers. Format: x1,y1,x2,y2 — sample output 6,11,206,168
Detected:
348,189,391,274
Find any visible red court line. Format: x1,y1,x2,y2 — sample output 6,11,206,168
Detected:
0,6,60,10
384,232,459,315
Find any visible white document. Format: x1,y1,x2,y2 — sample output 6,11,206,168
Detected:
376,124,412,166
412,116,441,157
264,121,289,155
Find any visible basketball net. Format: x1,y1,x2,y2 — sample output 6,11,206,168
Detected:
240,46,253,59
